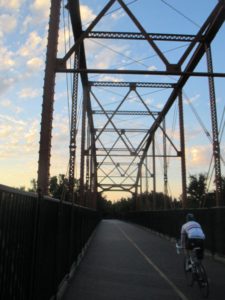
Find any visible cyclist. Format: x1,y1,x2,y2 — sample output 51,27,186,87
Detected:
181,213,205,268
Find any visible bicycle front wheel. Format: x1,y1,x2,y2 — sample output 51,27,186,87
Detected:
196,263,209,298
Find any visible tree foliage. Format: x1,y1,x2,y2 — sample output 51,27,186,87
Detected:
187,173,207,208
25,173,224,211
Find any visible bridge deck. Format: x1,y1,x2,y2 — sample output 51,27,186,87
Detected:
62,220,225,300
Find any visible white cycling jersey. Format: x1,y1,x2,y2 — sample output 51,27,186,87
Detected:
181,221,205,246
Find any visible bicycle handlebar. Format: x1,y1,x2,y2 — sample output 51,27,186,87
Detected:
176,242,183,254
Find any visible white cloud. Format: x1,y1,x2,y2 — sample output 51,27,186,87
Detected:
18,87,40,99
184,94,200,105
0,14,17,34
111,10,125,20
30,0,50,20
0,117,39,159
0,0,24,10
98,76,122,82
58,27,73,56
80,5,96,25
18,31,44,57
24,120,39,145
148,65,157,71
0,76,17,94
0,124,11,137
27,57,44,71
0,97,24,114
0,46,15,70
0,113,26,126
93,44,128,69
21,16,33,33
187,145,211,167
0,99,12,107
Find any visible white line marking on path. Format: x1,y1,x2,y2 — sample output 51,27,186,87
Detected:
116,224,189,300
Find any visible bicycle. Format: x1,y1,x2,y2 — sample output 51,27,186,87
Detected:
176,241,209,298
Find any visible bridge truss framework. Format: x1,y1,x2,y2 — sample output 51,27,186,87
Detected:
37,0,225,208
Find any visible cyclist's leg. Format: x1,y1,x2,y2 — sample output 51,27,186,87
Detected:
185,238,192,270
196,262,209,298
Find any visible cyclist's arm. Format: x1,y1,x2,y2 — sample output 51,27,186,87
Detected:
181,226,186,248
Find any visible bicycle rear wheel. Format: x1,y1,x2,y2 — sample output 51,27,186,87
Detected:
196,263,209,298
183,257,193,286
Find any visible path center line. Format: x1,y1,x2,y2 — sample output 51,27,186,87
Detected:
116,224,189,300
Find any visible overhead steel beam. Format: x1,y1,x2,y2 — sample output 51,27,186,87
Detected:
89,81,175,88
87,31,197,42
92,110,159,115
117,0,170,68
63,0,117,62
135,1,225,195
57,68,225,77
94,128,150,132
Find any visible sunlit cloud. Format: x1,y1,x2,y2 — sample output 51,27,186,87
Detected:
21,16,33,33
80,5,96,25
184,94,200,105
18,31,45,57
0,76,17,94
30,0,50,20
0,14,17,34
98,75,122,82
0,46,15,70
110,10,125,20
0,124,11,137
58,27,73,56
0,0,24,10
0,117,39,158
0,99,12,107
148,65,157,71
27,57,44,71
18,87,40,99
186,145,211,167
0,113,26,126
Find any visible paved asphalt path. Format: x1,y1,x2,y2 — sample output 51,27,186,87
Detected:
62,220,225,300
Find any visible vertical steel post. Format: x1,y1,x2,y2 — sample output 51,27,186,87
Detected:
145,155,148,193
205,44,223,206
152,134,156,210
37,0,61,195
85,124,90,207
68,54,79,202
163,118,168,209
178,91,187,208
80,88,87,206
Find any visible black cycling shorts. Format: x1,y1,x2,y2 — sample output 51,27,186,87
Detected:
186,238,204,259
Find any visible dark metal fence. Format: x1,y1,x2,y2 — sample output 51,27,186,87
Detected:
125,208,225,257
0,184,101,300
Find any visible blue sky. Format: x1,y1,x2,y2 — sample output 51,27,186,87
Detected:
0,0,224,200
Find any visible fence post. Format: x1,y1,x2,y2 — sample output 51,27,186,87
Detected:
29,189,42,300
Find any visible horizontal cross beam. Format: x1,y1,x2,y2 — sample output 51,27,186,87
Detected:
56,66,225,78
92,110,159,115
87,31,197,42
89,81,175,88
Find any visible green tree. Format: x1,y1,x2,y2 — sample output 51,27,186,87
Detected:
97,193,113,217
19,186,26,191
187,173,207,208
49,174,69,199
28,178,37,192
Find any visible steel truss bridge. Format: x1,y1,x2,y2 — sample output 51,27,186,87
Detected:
37,0,225,207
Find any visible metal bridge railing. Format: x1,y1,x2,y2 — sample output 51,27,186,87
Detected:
0,184,101,300
124,208,225,258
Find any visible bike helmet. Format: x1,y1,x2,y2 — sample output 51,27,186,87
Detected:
186,213,194,222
